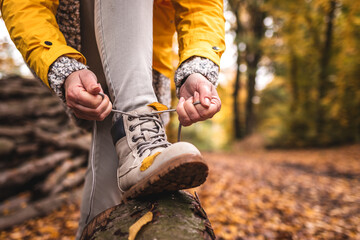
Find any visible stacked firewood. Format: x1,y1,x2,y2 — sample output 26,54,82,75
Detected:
0,76,90,229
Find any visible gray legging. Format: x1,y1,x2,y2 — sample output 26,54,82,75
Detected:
77,0,156,238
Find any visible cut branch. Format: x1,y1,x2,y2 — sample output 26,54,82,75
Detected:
50,168,86,195
40,156,86,195
0,151,71,189
0,188,82,230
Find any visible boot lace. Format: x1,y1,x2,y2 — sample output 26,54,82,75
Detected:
112,109,177,157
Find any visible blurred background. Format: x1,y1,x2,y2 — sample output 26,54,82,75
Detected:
0,0,359,239
178,0,360,150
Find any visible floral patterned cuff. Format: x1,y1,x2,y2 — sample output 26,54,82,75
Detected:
174,56,219,97
48,56,88,102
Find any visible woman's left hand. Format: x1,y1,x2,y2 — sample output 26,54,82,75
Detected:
176,73,221,126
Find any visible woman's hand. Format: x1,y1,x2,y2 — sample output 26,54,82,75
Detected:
176,73,221,126
64,69,112,121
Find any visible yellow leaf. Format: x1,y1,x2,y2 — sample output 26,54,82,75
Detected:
128,211,153,240
140,152,161,171
38,226,59,238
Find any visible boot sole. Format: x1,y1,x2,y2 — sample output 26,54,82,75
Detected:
122,154,208,201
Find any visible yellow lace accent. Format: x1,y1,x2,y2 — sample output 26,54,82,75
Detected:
147,102,168,111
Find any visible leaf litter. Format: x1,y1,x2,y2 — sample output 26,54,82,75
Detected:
1,144,359,239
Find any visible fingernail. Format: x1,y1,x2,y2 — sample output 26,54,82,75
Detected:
180,97,185,103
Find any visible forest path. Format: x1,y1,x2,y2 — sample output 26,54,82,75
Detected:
1,144,360,239
195,144,360,239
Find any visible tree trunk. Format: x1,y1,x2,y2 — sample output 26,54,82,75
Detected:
233,50,243,140
245,54,258,136
230,3,244,140
289,49,299,112
80,191,215,240
316,0,336,136
244,6,266,136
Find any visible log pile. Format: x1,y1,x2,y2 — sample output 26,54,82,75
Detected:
0,76,90,229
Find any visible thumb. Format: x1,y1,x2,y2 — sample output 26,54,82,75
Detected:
198,82,212,108
80,71,101,95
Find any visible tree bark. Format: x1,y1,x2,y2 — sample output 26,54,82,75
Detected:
81,191,215,240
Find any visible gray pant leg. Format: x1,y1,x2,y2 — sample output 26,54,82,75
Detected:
95,0,157,117
76,0,156,238
76,0,122,238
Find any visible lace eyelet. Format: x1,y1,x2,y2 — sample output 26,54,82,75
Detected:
132,136,136,142
128,116,134,121
129,125,134,132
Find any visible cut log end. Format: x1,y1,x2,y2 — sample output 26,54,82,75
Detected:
81,191,215,240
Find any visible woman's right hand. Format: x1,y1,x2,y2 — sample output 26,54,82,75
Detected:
64,69,112,121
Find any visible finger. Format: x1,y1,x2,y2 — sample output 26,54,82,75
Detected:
72,109,94,121
183,97,204,123
70,94,110,118
75,89,103,108
211,95,222,112
192,91,213,119
72,100,112,122
80,70,101,95
98,101,113,121
176,97,192,126
198,82,212,108
193,91,201,105
203,97,222,119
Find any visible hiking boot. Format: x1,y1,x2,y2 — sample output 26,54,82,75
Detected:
110,102,208,200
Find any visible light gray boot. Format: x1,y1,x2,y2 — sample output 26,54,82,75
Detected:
110,103,208,200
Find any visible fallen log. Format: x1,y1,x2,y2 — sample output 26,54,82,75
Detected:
0,192,31,216
0,83,49,99
0,138,16,156
40,156,86,195
0,98,65,120
35,128,91,152
0,151,71,189
0,188,82,230
51,167,86,195
0,126,33,138
81,191,215,240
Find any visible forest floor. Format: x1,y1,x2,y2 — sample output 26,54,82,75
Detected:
1,141,359,240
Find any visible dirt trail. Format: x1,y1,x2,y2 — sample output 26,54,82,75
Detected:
1,144,360,239
195,144,360,239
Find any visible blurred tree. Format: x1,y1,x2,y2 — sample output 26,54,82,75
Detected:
258,0,360,147
316,0,337,137
0,41,18,77
228,0,267,138
228,0,244,140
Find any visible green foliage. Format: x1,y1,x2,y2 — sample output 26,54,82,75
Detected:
257,0,360,147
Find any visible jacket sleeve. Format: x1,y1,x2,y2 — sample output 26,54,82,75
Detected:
0,0,86,87
171,0,225,68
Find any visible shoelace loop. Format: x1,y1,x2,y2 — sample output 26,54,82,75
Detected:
111,109,176,156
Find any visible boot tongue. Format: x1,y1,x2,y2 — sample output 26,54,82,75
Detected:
133,105,160,142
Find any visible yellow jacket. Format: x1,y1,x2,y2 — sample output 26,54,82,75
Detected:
1,0,225,87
